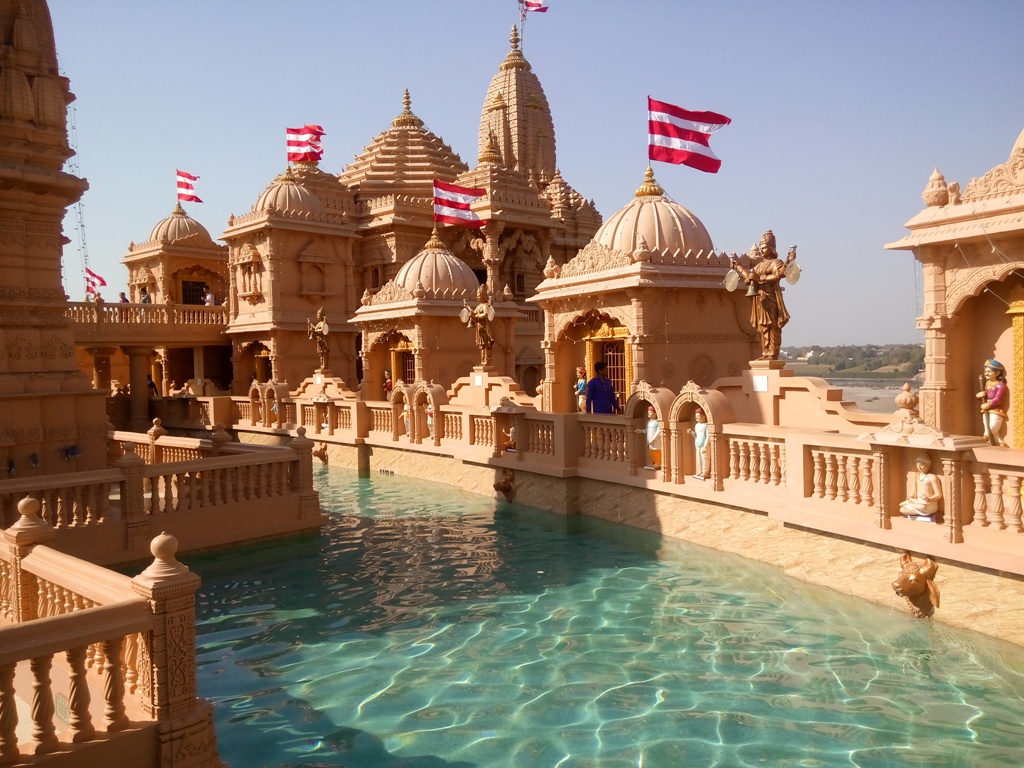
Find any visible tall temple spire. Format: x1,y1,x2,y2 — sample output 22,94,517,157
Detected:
477,24,556,187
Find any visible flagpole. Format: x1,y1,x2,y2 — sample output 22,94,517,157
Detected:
518,0,526,51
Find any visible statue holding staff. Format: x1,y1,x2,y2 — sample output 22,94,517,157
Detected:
977,358,1009,447
460,284,496,367
307,307,330,371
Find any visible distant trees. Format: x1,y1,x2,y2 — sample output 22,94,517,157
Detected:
784,344,924,378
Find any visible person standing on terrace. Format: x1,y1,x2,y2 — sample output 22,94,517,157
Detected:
586,361,620,414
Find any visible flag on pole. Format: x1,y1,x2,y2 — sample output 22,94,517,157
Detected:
84,267,106,296
524,0,548,12
433,180,486,228
647,97,731,173
176,169,203,203
286,124,326,163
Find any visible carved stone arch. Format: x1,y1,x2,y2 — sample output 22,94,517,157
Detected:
554,307,633,341
947,261,1022,317
668,382,735,490
410,382,447,445
370,329,411,351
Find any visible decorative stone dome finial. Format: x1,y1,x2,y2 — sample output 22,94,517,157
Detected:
392,88,425,129
172,201,185,216
501,25,530,71
921,167,949,207
424,226,444,250
635,167,665,198
479,131,502,164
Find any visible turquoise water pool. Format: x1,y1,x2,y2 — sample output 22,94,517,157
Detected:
192,466,1024,767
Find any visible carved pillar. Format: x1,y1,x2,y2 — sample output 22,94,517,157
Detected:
122,346,152,431
131,534,202,719
4,497,56,623
482,221,505,297
130,534,220,767
1007,286,1024,447
942,455,964,544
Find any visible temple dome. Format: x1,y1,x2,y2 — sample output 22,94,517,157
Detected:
148,202,214,245
253,168,324,219
339,90,467,199
593,168,713,256
393,229,480,300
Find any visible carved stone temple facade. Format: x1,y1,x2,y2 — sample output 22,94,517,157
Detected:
100,27,601,406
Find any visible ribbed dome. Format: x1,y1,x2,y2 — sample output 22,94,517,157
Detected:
393,229,480,300
339,90,468,199
594,168,713,256
148,202,214,245
254,168,324,219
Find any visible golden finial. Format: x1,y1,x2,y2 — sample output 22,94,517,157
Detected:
501,25,530,71
424,226,445,250
479,131,502,164
635,167,665,198
392,88,424,129
172,201,185,215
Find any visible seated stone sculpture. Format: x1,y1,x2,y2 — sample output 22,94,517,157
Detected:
898,454,942,520
891,552,940,618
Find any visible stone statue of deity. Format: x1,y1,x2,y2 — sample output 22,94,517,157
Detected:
308,307,330,371
461,284,496,367
729,230,798,361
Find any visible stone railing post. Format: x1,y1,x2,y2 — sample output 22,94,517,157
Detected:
131,533,220,765
209,424,231,456
4,497,55,623
148,418,167,464
115,445,148,554
290,427,319,520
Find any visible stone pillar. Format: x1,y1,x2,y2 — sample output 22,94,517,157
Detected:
122,346,152,431
115,444,149,555
192,346,206,390
1006,287,1024,447
131,533,221,767
289,427,319,520
482,221,505,297
86,347,116,392
941,454,965,544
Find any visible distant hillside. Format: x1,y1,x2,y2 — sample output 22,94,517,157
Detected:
782,344,924,380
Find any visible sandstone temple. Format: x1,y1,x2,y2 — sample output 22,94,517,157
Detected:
3,1,1024,765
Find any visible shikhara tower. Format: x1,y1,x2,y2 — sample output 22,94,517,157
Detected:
0,0,107,475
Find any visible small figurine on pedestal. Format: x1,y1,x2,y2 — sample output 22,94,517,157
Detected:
307,307,330,371
899,454,942,520
575,366,587,412
977,358,1009,447
645,406,661,470
688,408,709,480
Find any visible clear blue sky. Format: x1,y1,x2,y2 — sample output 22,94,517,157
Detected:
49,1,1024,346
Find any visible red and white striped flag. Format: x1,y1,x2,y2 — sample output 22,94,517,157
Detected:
176,169,203,203
287,124,325,163
648,97,731,174
523,0,548,13
433,180,486,228
84,267,106,295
